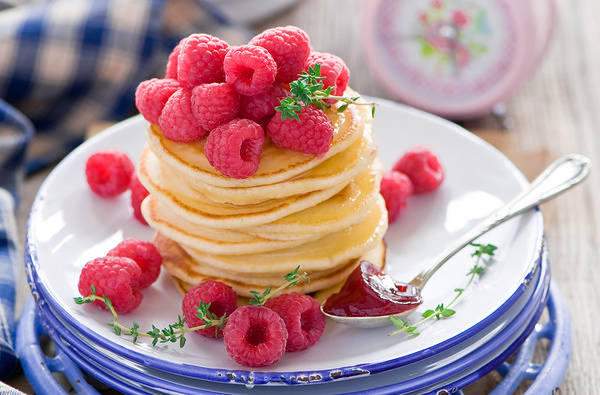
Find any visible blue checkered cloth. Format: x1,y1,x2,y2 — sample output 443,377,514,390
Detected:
0,0,249,380
0,188,20,380
0,0,250,174
0,0,169,173
0,98,31,379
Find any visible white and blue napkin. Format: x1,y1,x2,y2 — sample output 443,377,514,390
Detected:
0,0,250,380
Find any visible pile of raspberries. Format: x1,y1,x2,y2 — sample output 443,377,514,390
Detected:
380,147,445,223
182,281,326,367
135,26,350,179
79,238,325,368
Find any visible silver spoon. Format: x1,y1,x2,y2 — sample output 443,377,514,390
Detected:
321,154,591,328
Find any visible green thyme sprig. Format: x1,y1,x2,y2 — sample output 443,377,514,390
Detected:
74,266,310,348
74,285,209,347
389,242,498,336
275,64,377,121
249,265,310,306
194,301,230,339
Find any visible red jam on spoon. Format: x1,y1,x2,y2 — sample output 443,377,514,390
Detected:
323,261,423,317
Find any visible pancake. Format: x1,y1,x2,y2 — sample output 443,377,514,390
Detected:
161,236,386,298
167,256,375,298
245,159,382,238
173,126,376,205
141,196,317,243
146,94,369,188
142,197,322,255
140,199,253,243
180,196,388,274
171,275,189,295
141,148,346,216
157,233,386,286
142,159,381,247
138,148,347,229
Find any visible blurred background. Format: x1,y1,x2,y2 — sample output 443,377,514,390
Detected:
1,0,598,393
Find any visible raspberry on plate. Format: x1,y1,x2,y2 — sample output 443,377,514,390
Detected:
135,78,180,124
249,26,311,83
107,239,162,289
223,45,277,96
176,33,229,88
85,149,134,198
129,173,149,225
393,147,444,194
266,104,333,156
158,88,206,143
224,305,288,367
204,118,265,179
164,42,181,79
191,83,239,131
78,256,142,314
264,293,325,352
182,280,237,339
305,52,350,100
380,170,413,223
239,84,289,122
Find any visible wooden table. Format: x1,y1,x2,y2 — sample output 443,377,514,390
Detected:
9,0,599,393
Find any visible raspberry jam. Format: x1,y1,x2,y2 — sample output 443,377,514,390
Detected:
323,261,422,317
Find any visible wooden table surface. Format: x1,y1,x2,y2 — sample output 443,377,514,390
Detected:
9,0,600,393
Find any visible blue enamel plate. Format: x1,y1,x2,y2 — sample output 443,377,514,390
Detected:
25,98,545,385
35,248,550,394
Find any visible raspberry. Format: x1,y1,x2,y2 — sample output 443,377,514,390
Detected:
191,83,239,131
85,150,134,198
266,105,333,156
223,45,277,96
257,117,271,130
165,42,181,79
158,88,206,142
176,33,229,88
107,239,162,289
239,84,289,122
380,170,413,223
135,79,180,124
249,26,311,83
204,119,264,179
393,147,444,194
305,52,350,100
182,280,237,339
264,293,325,352
223,306,287,367
129,173,149,225
78,256,142,314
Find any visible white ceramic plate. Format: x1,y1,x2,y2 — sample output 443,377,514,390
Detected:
26,99,544,384
35,252,547,393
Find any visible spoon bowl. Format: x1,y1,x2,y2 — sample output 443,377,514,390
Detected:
320,282,422,328
320,304,420,328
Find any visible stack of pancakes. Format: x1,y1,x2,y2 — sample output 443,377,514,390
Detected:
137,100,387,298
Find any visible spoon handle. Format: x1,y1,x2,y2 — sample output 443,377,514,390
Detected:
410,154,591,288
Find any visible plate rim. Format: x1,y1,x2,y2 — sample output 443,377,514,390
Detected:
25,100,545,385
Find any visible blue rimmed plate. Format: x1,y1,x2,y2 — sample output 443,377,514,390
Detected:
25,98,545,385
34,245,549,394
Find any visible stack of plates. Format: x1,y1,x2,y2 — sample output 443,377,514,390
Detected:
24,99,551,394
